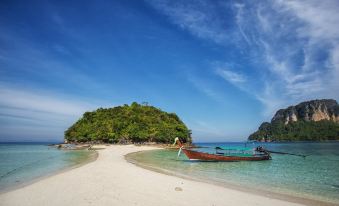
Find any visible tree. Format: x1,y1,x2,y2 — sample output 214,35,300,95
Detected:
64,102,192,144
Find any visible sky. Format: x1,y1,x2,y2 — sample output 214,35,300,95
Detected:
1,0,339,142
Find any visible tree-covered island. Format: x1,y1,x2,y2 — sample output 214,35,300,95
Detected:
64,102,192,144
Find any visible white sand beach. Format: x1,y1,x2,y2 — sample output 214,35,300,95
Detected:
0,145,308,206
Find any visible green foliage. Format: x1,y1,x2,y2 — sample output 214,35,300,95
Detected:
248,120,339,141
64,102,191,144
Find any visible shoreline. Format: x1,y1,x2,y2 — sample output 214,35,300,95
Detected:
0,145,336,206
0,148,98,194
126,150,337,206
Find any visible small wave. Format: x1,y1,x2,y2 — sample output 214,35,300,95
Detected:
0,155,58,180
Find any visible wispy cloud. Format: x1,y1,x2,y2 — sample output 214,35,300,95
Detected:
0,84,109,141
146,0,230,44
0,11,110,95
0,5,120,141
216,68,246,85
233,3,252,45
148,0,339,117
280,0,339,41
0,86,91,116
251,0,339,114
186,73,222,101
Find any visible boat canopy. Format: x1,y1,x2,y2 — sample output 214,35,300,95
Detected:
215,146,254,151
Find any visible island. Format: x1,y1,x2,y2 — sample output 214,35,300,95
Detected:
64,102,192,144
249,99,339,141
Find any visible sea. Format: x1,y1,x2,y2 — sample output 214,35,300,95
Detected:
127,142,339,205
0,143,96,192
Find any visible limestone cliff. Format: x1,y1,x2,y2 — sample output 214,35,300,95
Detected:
271,99,339,125
249,99,339,141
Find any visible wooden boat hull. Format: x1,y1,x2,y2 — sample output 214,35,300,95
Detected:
182,148,270,161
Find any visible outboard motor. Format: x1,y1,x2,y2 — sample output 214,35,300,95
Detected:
255,146,270,155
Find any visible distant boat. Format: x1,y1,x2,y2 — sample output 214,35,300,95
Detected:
173,138,271,161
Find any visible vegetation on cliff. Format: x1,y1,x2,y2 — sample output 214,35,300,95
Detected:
65,102,191,144
249,99,339,141
249,120,339,141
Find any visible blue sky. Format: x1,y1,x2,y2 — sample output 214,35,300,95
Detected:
1,0,339,142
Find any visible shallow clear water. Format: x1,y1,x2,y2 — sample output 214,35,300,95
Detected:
0,143,95,191
128,142,339,204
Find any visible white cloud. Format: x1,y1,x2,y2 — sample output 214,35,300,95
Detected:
0,86,91,116
0,20,116,141
278,0,339,41
254,83,286,117
186,73,222,101
216,68,246,84
146,0,230,44
0,84,109,141
256,7,271,32
234,3,251,45
149,0,339,117
0,22,108,95
229,0,339,116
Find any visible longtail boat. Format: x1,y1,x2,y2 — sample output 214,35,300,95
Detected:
173,138,271,161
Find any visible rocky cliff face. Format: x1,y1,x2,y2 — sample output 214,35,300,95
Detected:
248,99,339,141
271,99,339,125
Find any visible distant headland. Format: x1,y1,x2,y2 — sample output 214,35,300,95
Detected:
64,102,192,144
249,99,339,141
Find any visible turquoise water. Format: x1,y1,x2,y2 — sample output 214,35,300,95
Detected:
128,142,339,204
0,143,95,191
